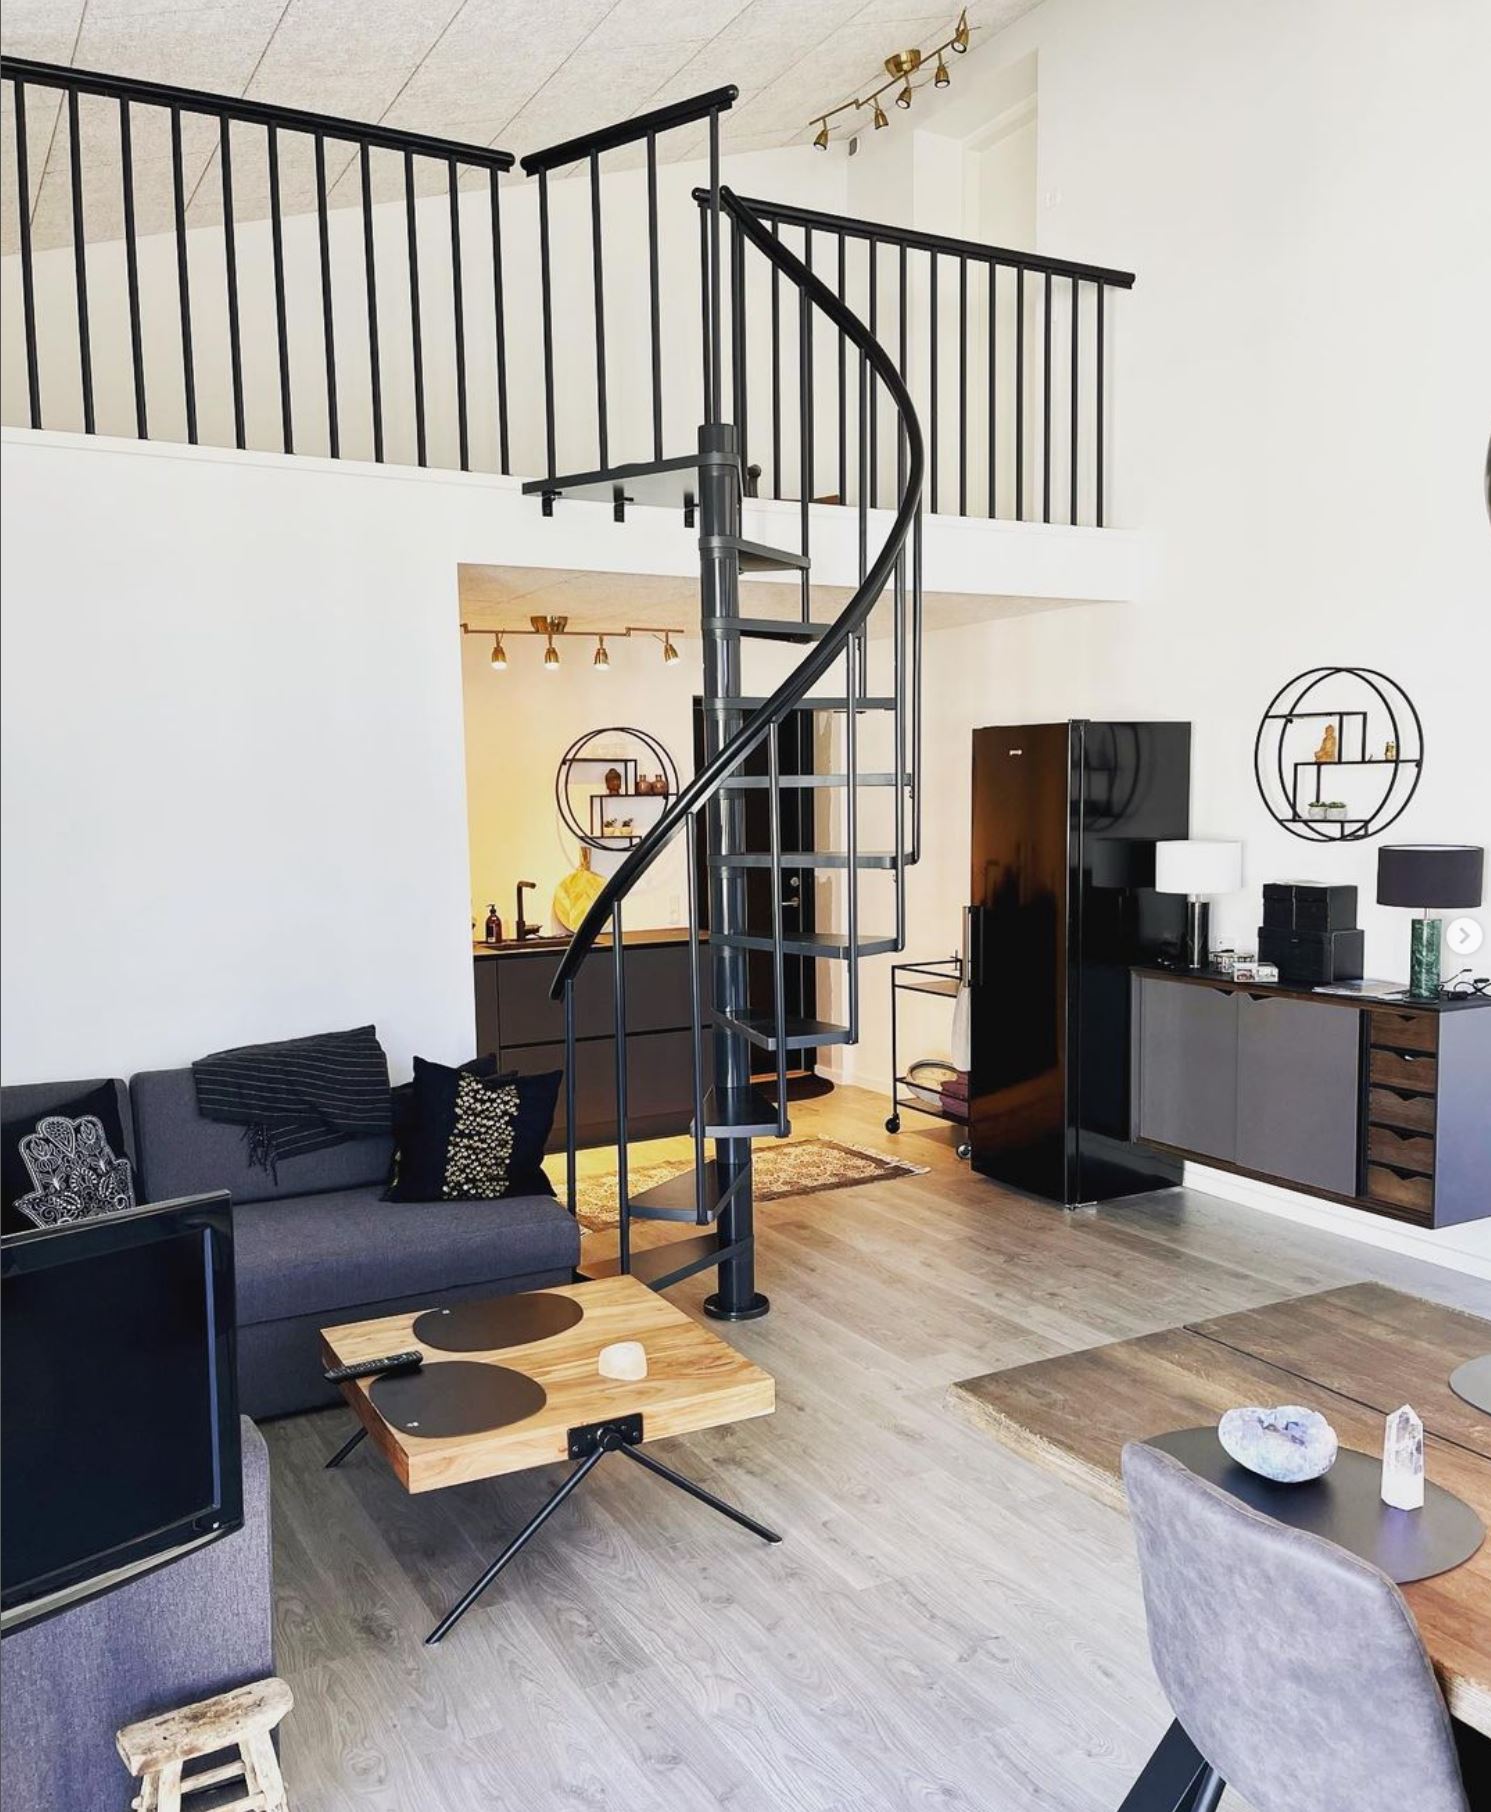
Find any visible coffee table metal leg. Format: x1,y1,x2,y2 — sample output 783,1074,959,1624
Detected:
325,1426,368,1469
1118,1721,1224,1811
617,1442,783,1544
425,1445,608,1646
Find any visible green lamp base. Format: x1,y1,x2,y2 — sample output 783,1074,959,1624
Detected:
1408,916,1442,1001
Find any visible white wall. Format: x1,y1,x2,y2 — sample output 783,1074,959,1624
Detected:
822,0,1491,1272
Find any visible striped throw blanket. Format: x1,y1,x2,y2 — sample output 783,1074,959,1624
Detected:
192,1025,393,1175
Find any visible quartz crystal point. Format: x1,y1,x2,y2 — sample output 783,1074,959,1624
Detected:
1381,1403,1425,1511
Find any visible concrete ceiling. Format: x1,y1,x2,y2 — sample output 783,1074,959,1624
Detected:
2,0,1037,249
458,563,1075,640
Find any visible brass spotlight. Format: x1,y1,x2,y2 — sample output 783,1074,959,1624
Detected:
813,119,830,149
952,8,970,52
662,635,680,666
935,52,950,87
871,99,889,129
489,635,507,670
543,635,560,671
896,80,913,109
593,637,609,670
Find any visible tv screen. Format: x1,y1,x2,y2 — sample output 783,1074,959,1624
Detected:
1,1194,241,1633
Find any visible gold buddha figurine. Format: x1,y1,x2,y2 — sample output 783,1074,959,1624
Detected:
1314,723,1338,762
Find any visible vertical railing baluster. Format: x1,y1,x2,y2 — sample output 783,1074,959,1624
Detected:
707,108,722,425
66,89,94,434
958,255,968,517
646,133,663,462
1096,282,1106,527
488,170,509,474
118,97,146,439
612,904,630,1276
698,205,711,422
731,214,747,470
770,221,781,499
405,151,426,466
536,167,554,476
314,132,338,458
13,83,42,429
685,810,708,1215
359,143,381,462
588,150,607,470
768,727,789,1136
564,979,578,1222
868,237,879,508
1015,267,1025,520
1070,277,1080,525
169,106,197,443
220,118,244,449
858,353,869,585
270,126,294,454
836,233,847,504
845,591,860,1044
987,260,997,517
928,250,938,513
1042,269,1052,523
449,160,468,471
798,226,813,619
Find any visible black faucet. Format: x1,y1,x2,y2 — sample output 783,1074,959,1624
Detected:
514,880,541,941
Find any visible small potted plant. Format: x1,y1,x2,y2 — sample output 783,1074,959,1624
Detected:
1322,800,1348,822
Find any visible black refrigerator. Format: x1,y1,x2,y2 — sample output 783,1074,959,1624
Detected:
968,720,1191,1206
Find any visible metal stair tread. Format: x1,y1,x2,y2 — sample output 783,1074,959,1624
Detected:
708,849,898,869
713,535,810,573
719,772,899,788
714,929,900,958
704,696,897,712
580,1230,724,1286
712,1011,853,1050
697,1085,784,1139
702,617,830,643
522,451,737,511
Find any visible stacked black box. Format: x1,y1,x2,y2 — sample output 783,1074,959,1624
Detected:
1259,883,1364,984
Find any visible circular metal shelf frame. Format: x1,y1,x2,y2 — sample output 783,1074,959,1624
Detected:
555,726,680,853
1253,667,1423,844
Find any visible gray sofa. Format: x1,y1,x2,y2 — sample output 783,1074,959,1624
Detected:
3,1068,581,1419
0,1417,272,1812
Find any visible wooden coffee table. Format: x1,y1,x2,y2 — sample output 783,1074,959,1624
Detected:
320,1275,778,1643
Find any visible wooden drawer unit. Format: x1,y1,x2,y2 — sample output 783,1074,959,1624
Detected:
1369,1008,1438,1054
1366,1086,1437,1134
1364,1163,1434,1222
1366,1123,1435,1175
1368,1047,1437,1093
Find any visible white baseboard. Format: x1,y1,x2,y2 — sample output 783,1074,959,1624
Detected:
1186,1163,1491,1283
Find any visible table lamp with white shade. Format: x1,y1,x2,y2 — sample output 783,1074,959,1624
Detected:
1155,839,1245,971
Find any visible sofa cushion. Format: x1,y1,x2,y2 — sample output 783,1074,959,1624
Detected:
2,1079,137,1234
132,1067,394,1207
232,1185,580,1326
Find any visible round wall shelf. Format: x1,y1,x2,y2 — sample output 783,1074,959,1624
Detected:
1253,667,1423,843
556,726,679,852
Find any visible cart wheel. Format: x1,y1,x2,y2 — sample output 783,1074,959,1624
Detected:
956,1141,972,1161
885,1114,901,1134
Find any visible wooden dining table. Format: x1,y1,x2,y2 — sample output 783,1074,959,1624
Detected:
951,1282,1491,1739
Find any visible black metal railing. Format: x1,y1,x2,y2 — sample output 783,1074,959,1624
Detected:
701,190,1134,527
1,56,515,470
518,85,736,489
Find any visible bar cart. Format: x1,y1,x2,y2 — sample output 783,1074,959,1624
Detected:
885,954,970,1159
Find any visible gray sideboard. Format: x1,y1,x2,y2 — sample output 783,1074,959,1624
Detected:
1130,969,1490,1229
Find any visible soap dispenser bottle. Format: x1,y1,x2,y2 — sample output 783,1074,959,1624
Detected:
484,904,503,944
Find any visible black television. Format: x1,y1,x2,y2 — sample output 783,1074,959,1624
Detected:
1,1193,241,1634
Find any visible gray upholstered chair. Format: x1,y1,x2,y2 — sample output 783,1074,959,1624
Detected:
1120,1440,1472,1812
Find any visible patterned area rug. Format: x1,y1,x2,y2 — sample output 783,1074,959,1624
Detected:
572,1137,929,1232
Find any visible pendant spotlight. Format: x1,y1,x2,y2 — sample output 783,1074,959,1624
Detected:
807,10,969,148
662,636,681,666
489,635,507,670
543,634,560,672
593,637,610,670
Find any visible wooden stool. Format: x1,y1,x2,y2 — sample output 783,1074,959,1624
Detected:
116,1677,293,1812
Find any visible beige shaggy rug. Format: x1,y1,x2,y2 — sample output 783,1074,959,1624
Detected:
572,1136,929,1232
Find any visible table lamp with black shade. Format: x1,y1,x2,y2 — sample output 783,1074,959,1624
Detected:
1376,844,1484,1000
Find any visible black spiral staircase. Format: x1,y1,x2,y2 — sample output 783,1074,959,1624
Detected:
525,88,925,1321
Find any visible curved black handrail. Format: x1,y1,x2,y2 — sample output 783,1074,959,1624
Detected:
549,184,925,1001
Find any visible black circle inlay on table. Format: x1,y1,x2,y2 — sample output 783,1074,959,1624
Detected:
1449,1355,1491,1416
1145,1429,1485,1585
369,1362,546,1438
412,1292,584,1353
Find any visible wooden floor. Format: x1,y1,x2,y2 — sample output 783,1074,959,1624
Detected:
268,1086,1488,1811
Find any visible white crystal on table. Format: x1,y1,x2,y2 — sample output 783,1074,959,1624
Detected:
598,1340,647,1382
1381,1403,1424,1511
1218,1405,1338,1482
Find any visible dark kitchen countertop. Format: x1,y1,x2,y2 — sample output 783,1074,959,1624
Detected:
473,927,703,959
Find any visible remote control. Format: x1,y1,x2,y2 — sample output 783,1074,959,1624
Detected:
323,1350,423,1384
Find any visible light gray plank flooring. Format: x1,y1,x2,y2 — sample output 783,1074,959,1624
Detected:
267,1086,1489,1810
